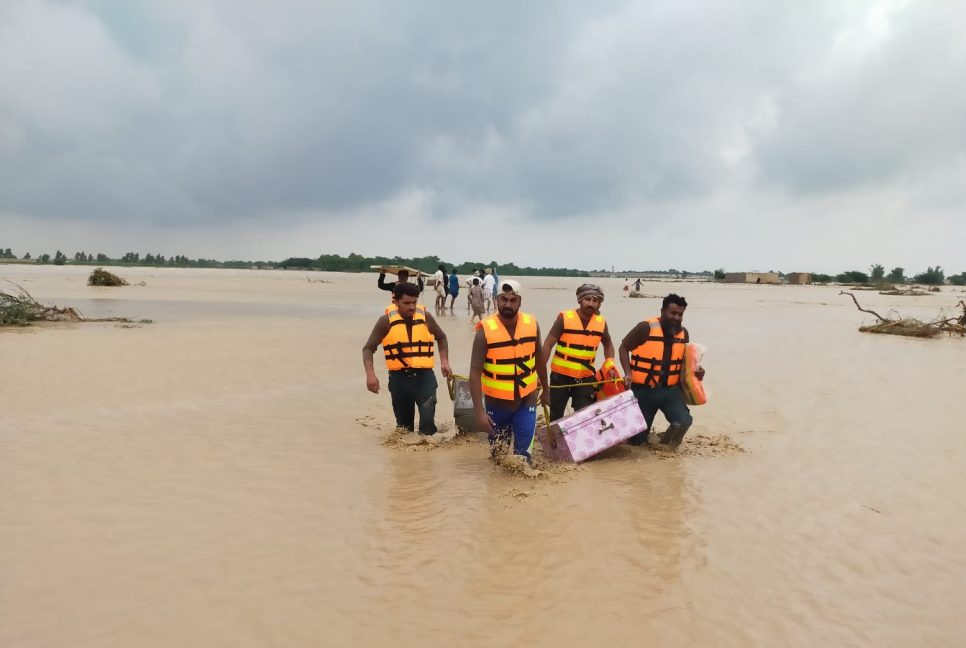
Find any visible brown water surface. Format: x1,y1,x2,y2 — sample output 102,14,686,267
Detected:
2,266,965,647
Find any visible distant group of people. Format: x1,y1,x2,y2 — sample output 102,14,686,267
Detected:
379,265,503,320
363,270,705,466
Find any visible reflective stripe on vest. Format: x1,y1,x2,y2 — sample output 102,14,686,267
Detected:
480,313,538,400
629,317,688,387
381,311,435,370
551,309,605,379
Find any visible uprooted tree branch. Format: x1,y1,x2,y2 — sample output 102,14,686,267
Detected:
840,291,966,338
0,281,150,327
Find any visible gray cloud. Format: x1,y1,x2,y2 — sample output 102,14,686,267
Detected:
1,0,964,272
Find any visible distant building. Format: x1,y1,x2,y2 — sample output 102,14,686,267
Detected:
786,272,812,285
723,272,780,284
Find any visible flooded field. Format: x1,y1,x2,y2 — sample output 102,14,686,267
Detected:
2,265,965,647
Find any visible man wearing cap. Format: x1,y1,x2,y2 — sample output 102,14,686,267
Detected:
540,284,615,421
470,279,551,463
618,293,705,448
363,282,453,435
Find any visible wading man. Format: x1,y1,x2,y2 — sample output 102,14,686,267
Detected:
618,293,705,448
540,283,615,421
470,280,550,463
363,282,452,435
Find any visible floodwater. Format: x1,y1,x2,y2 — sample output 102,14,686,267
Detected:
2,266,965,647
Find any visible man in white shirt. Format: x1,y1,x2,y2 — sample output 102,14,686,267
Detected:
433,264,446,312
481,269,495,313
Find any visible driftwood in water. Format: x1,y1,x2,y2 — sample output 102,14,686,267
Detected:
1,281,150,327
840,291,966,338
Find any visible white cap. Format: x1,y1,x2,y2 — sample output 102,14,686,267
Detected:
499,279,522,296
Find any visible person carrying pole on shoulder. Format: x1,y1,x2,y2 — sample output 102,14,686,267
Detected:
618,293,705,448
540,283,615,421
378,268,424,294
363,282,452,435
470,280,550,464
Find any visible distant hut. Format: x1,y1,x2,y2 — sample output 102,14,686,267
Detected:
786,272,812,285
723,272,780,284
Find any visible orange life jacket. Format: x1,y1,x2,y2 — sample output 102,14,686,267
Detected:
381,311,434,371
551,309,605,379
629,317,688,387
594,358,626,400
681,343,707,405
478,312,538,400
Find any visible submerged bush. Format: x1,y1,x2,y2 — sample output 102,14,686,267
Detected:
88,268,128,286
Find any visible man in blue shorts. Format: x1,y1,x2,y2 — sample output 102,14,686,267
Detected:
469,280,550,464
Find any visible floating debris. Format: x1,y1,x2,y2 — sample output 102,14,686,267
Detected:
841,291,966,338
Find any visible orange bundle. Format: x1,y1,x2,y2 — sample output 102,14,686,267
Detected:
681,343,707,406
594,358,626,401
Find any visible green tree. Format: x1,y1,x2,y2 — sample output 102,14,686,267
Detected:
39,253,51,263
913,266,945,285
22,252,31,260
870,264,885,283
812,273,833,283
886,267,905,283
53,250,67,265
836,270,869,284
713,268,726,280
948,272,966,286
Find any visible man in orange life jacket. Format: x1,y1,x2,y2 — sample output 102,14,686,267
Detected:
540,283,615,421
618,293,705,447
363,282,452,435
469,280,551,461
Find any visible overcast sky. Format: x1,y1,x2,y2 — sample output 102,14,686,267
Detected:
1,0,963,273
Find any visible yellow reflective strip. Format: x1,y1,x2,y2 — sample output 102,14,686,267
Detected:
557,345,595,359
484,363,515,375
552,357,588,371
481,376,514,391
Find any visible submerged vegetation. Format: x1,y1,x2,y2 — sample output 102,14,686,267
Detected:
0,282,81,326
0,281,151,328
841,291,966,339
88,268,128,286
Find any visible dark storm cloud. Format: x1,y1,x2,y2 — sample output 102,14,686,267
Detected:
1,0,964,231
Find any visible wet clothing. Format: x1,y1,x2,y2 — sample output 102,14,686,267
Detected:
627,385,692,444
388,369,438,434
548,373,596,421
485,399,537,458
448,274,459,298
469,285,486,316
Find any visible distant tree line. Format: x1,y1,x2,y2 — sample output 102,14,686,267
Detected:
278,253,589,277
2,247,275,269
810,264,964,286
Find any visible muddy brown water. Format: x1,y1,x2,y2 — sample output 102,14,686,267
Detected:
2,266,965,647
